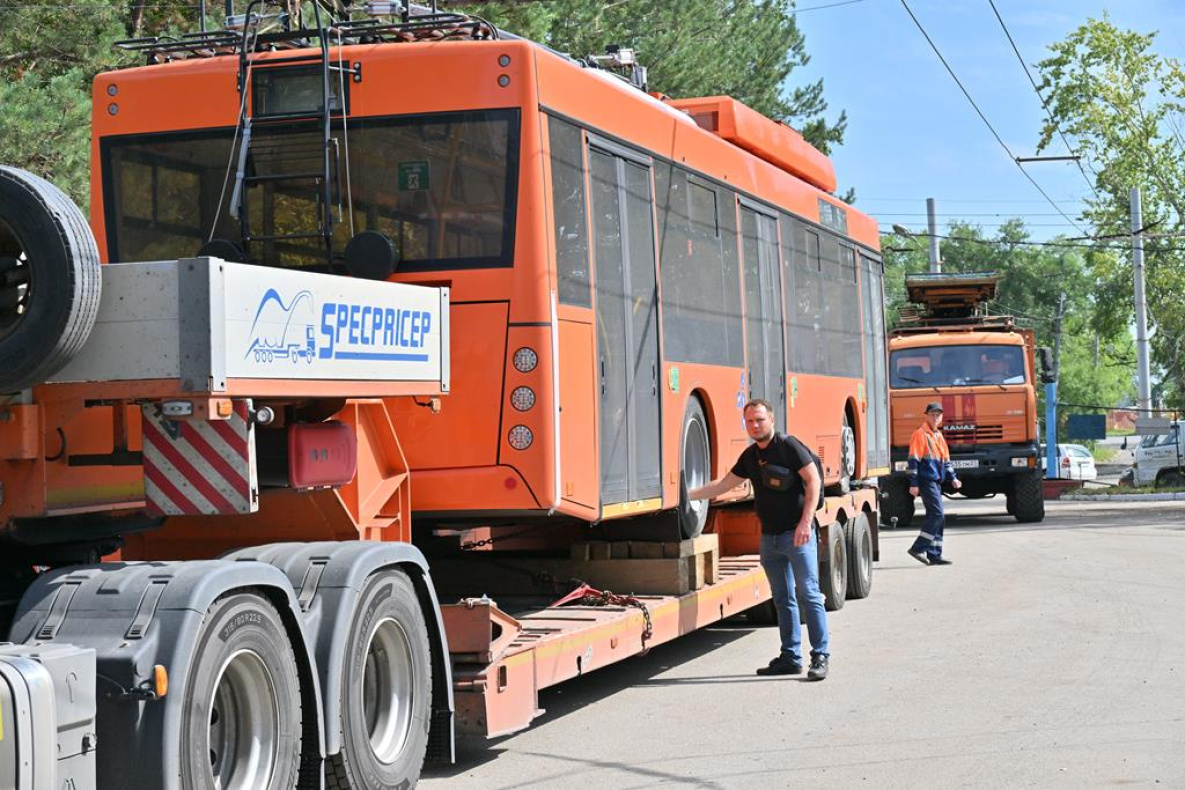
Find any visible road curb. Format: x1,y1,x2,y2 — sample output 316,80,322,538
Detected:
1061,492,1185,502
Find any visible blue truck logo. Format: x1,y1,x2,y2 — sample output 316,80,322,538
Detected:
245,289,317,364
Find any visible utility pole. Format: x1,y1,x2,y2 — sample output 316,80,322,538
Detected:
927,197,941,273
1131,187,1152,413
1045,290,1065,479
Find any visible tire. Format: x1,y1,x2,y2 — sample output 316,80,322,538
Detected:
845,512,873,600
0,166,101,392
179,592,303,790
745,599,778,625
1157,469,1185,489
328,569,432,790
1011,470,1045,523
818,521,847,612
880,477,914,529
677,397,712,539
825,413,855,496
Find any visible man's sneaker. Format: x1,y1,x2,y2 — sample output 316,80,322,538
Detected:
928,556,953,566
756,654,802,676
807,654,829,681
907,549,930,565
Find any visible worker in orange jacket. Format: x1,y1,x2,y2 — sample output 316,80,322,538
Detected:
906,402,961,566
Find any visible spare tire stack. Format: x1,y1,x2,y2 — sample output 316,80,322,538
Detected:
0,166,102,392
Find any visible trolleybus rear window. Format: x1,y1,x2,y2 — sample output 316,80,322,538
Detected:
102,109,519,272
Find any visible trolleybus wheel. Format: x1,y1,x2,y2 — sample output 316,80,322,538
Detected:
328,568,432,790
180,592,303,790
0,166,101,392
819,521,847,612
678,397,712,539
844,512,873,600
837,413,856,494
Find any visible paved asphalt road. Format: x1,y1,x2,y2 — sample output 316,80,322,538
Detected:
421,497,1185,789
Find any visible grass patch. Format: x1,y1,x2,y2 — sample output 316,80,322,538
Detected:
1091,446,1119,463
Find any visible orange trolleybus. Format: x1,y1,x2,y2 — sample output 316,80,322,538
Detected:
0,7,890,788
90,15,891,549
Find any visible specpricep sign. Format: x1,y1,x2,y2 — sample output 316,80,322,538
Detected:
224,263,446,383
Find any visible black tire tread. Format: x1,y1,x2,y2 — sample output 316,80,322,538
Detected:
327,569,432,790
845,512,873,600
1012,470,1045,523
819,522,847,612
881,478,914,529
0,166,101,392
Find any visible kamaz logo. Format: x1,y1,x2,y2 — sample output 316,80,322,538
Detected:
944,423,976,432
245,289,432,364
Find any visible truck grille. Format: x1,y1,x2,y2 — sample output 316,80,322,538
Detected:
944,425,1004,443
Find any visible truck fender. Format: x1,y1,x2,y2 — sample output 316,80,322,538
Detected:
8,560,325,789
224,541,455,762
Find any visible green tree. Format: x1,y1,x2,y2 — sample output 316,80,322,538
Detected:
1036,15,1185,408
449,0,847,154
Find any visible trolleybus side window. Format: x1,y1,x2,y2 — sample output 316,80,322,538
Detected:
548,116,592,307
655,165,743,366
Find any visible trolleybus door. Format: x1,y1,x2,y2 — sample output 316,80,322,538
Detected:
740,205,787,422
589,143,662,507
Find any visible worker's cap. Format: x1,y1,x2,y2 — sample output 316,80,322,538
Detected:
924,402,944,414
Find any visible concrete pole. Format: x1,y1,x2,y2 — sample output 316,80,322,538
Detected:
1046,291,1065,479
1131,188,1152,413
927,197,941,273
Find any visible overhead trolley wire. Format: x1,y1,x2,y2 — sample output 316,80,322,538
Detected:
897,0,1089,238
986,0,1101,201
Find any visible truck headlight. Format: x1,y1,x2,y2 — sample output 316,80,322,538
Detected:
893,461,908,472
1011,457,1027,467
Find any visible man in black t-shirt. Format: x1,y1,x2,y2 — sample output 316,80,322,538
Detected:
688,398,830,681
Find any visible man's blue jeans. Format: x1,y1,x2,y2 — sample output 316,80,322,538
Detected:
909,478,945,559
759,528,830,662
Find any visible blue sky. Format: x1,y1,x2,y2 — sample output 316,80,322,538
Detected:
793,0,1185,242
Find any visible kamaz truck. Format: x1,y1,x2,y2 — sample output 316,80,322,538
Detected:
880,273,1054,526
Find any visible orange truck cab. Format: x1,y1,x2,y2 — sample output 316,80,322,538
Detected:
880,273,1053,526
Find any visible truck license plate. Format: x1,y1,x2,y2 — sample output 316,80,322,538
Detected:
951,459,980,468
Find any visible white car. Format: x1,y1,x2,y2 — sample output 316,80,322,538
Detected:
1056,444,1097,481
1039,443,1098,480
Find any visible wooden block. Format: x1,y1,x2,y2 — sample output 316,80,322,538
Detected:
704,543,719,585
662,534,719,558
610,541,631,560
574,558,691,595
589,541,611,560
629,541,665,559
689,555,704,591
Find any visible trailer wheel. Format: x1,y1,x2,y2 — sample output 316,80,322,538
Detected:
746,600,778,625
0,166,101,392
845,512,873,600
818,522,847,612
677,397,711,539
328,568,431,790
881,478,914,529
180,592,303,790
1011,470,1045,523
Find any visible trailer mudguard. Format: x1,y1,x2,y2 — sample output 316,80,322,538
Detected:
8,560,325,789
224,541,456,763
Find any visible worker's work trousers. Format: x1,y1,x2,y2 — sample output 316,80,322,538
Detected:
909,478,945,560
759,527,830,662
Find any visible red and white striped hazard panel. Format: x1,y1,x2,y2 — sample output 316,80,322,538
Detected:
142,401,258,516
